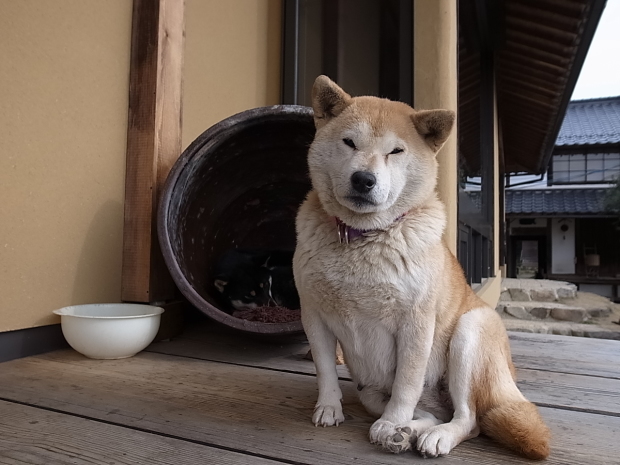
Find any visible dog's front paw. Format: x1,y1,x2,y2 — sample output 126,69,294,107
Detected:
313,403,344,427
369,420,396,446
417,425,457,458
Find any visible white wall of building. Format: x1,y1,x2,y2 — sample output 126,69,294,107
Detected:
551,218,576,274
579,284,614,298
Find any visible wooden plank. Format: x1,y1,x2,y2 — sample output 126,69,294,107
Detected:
159,324,620,380
0,400,281,465
509,332,620,379
0,350,619,464
121,0,184,302
149,326,351,378
539,405,620,465
517,368,620,416
147,330,620,416
148,325,329,373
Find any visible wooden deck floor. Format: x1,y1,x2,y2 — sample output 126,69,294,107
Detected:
1,323,619,464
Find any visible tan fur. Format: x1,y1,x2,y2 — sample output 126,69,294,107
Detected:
480,403,551,460
412,110,456,152
294,76,550,459
312,75,352,128
468,308,551,460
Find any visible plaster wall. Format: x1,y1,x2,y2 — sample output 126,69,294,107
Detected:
0,0,132,332
182,0,282,149
551,218,576,274
0,0,282,332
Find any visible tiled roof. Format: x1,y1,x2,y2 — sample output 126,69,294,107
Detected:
505,188,610,215
556,97,620,147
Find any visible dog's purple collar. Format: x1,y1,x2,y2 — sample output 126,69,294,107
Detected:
335,213,408,244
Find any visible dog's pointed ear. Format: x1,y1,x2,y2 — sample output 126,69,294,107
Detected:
411,110,456,153
312,75,352,129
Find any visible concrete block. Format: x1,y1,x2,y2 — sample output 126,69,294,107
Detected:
551,327,571,336
550,307,588,323
530,288,558,302
586,330,620,341
502,278,521,288
513,327,536,333
504,305,531,320
529,307,550,319
557,286,577,299
585,308,611,318
509,288,531,301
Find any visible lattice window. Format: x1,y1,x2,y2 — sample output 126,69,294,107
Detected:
551,153,620,184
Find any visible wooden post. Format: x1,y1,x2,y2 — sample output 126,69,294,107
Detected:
414,0,458,255
122,0,185,303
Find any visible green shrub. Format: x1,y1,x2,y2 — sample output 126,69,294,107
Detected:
606,180,620,213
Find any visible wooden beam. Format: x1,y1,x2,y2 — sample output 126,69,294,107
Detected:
322,0,340,82
122,0,185,303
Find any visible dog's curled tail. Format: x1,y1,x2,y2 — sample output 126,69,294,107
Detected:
479,400,550,460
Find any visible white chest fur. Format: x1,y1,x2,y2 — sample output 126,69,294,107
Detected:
293,192,447,390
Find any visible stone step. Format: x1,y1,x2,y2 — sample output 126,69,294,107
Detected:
503,318,620,341
496,301,611,323
500,278,577,302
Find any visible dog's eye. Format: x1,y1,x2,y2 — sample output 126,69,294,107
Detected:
342,138,357,150
389,148,404,155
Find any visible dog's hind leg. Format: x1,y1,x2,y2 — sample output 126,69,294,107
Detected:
358,387,388,418
416,308,484,458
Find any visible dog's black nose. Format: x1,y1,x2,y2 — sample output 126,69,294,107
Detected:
351,171,376,194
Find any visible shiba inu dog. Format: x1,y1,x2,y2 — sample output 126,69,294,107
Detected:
293,76,550,459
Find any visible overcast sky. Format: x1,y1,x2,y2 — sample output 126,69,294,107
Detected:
571,0,620,100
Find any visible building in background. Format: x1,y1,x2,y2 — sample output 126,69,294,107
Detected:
505,96,620,301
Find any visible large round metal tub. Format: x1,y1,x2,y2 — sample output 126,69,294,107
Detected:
158,105,314,335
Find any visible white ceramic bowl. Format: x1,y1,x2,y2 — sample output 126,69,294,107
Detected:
53,303,164,359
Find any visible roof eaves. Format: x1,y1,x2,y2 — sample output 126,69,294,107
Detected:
535,0,607,174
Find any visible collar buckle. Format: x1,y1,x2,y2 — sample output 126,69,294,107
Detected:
337,222,350,244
